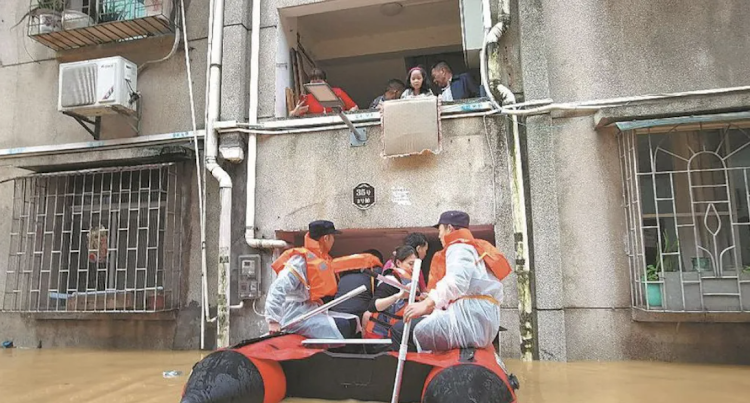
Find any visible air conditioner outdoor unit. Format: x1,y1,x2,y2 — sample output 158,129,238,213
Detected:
58,56,138,117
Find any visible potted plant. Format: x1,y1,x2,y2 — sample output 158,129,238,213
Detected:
643,263,663,307
29,0,68,34
642,231,678,308
97,0,127,23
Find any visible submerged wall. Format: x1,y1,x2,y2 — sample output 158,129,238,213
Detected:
519,0,750,363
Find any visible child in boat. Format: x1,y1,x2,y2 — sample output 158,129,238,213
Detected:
362,246,420,339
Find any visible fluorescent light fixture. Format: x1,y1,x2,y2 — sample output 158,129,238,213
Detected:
303,82,344,109
302,82,367,146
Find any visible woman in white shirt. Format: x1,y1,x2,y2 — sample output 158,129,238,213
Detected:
401,66,434,99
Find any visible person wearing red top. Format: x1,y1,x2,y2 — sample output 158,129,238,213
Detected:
290,68,359,117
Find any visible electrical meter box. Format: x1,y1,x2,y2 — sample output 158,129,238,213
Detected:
238,254,261,300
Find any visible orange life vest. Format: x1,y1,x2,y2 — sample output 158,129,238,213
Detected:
426,229,512,289
270,233,337,303
363,267,413,339
331,253,383,297
426,251,446,292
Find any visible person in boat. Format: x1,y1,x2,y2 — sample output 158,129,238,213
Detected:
265,220,359,339
362,245,420,339
390,211,512,352
329,251,384,331
382,232,429,290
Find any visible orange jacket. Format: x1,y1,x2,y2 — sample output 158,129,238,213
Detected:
426,229,511,291
332,253,383,275
270,233,337,303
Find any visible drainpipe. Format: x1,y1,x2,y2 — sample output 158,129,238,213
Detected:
245,0,289,251
205,0,233,349
481,0,534,362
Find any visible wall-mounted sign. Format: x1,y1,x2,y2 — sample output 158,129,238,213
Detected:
353,183,375,210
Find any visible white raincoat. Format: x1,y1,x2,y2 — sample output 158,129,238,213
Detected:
265,255,358,339
413,243,503,351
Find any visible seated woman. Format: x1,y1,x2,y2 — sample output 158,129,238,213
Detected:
383,233,429,289
400,67,434,99
362,246,420,339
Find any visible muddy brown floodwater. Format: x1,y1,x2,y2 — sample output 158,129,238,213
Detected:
1,349,749,403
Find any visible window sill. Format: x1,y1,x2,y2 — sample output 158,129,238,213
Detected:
261,99,494,130
22,311,178,321
631,308,750,323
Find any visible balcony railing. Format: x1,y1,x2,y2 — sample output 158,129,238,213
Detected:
27,0,176,51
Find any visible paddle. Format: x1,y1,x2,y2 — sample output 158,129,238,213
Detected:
280,284,368,331
390,258,422,403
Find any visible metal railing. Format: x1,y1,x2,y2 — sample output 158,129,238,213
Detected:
27,0,175,51
619,125,750,313
1,164,184,313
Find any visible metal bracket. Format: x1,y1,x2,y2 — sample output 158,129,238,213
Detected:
62,112,101,140
61,96,142,140
335,108,367,147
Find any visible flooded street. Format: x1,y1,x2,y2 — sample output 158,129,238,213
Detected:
1,349,749,403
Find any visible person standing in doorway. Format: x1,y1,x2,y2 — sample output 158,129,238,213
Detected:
370,79,406,110
290,68,359,117
430,61,484,102
401,67,434,99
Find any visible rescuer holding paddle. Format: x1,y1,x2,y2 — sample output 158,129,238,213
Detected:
265,220,359,338
390,211,512,352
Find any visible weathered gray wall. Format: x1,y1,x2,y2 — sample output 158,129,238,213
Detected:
0,0,220,350
519,0,750,363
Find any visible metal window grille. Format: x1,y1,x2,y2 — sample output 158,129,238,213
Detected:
619,125,750,312
1,164,183,313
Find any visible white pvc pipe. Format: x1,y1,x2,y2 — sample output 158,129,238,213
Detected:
390,258,422,403
178,0,211,349
204,0,233,349
245,0,289,251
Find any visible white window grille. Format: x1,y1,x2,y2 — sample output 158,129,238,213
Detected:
619,125,750,313
1,163,184,313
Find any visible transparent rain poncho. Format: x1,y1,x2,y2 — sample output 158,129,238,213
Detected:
414,243,504,352
265,255,357,339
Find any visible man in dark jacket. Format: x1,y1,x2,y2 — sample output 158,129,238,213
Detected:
430,61,485,101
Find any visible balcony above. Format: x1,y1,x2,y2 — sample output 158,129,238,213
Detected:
26,0,175,51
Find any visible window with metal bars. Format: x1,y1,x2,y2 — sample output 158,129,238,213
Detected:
1,163,184,313
619,125,750,313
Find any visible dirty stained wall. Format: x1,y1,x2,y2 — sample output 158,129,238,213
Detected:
520,0,750,363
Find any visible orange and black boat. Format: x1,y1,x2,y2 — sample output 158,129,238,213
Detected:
181,333,520,403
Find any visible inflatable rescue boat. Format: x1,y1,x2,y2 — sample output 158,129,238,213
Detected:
181,333,520,403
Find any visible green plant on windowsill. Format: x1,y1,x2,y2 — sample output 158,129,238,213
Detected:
13,0,68,30
98,0,126,24
743,266,750,274
646,231,680,279
35,0,67,12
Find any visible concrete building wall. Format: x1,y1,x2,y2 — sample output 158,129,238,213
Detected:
0,0,220,350
519,0,750,363
224,116,522,357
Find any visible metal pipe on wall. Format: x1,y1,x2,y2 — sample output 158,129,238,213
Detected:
481,0,534,362
246,0,288,250
204,0,233,349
